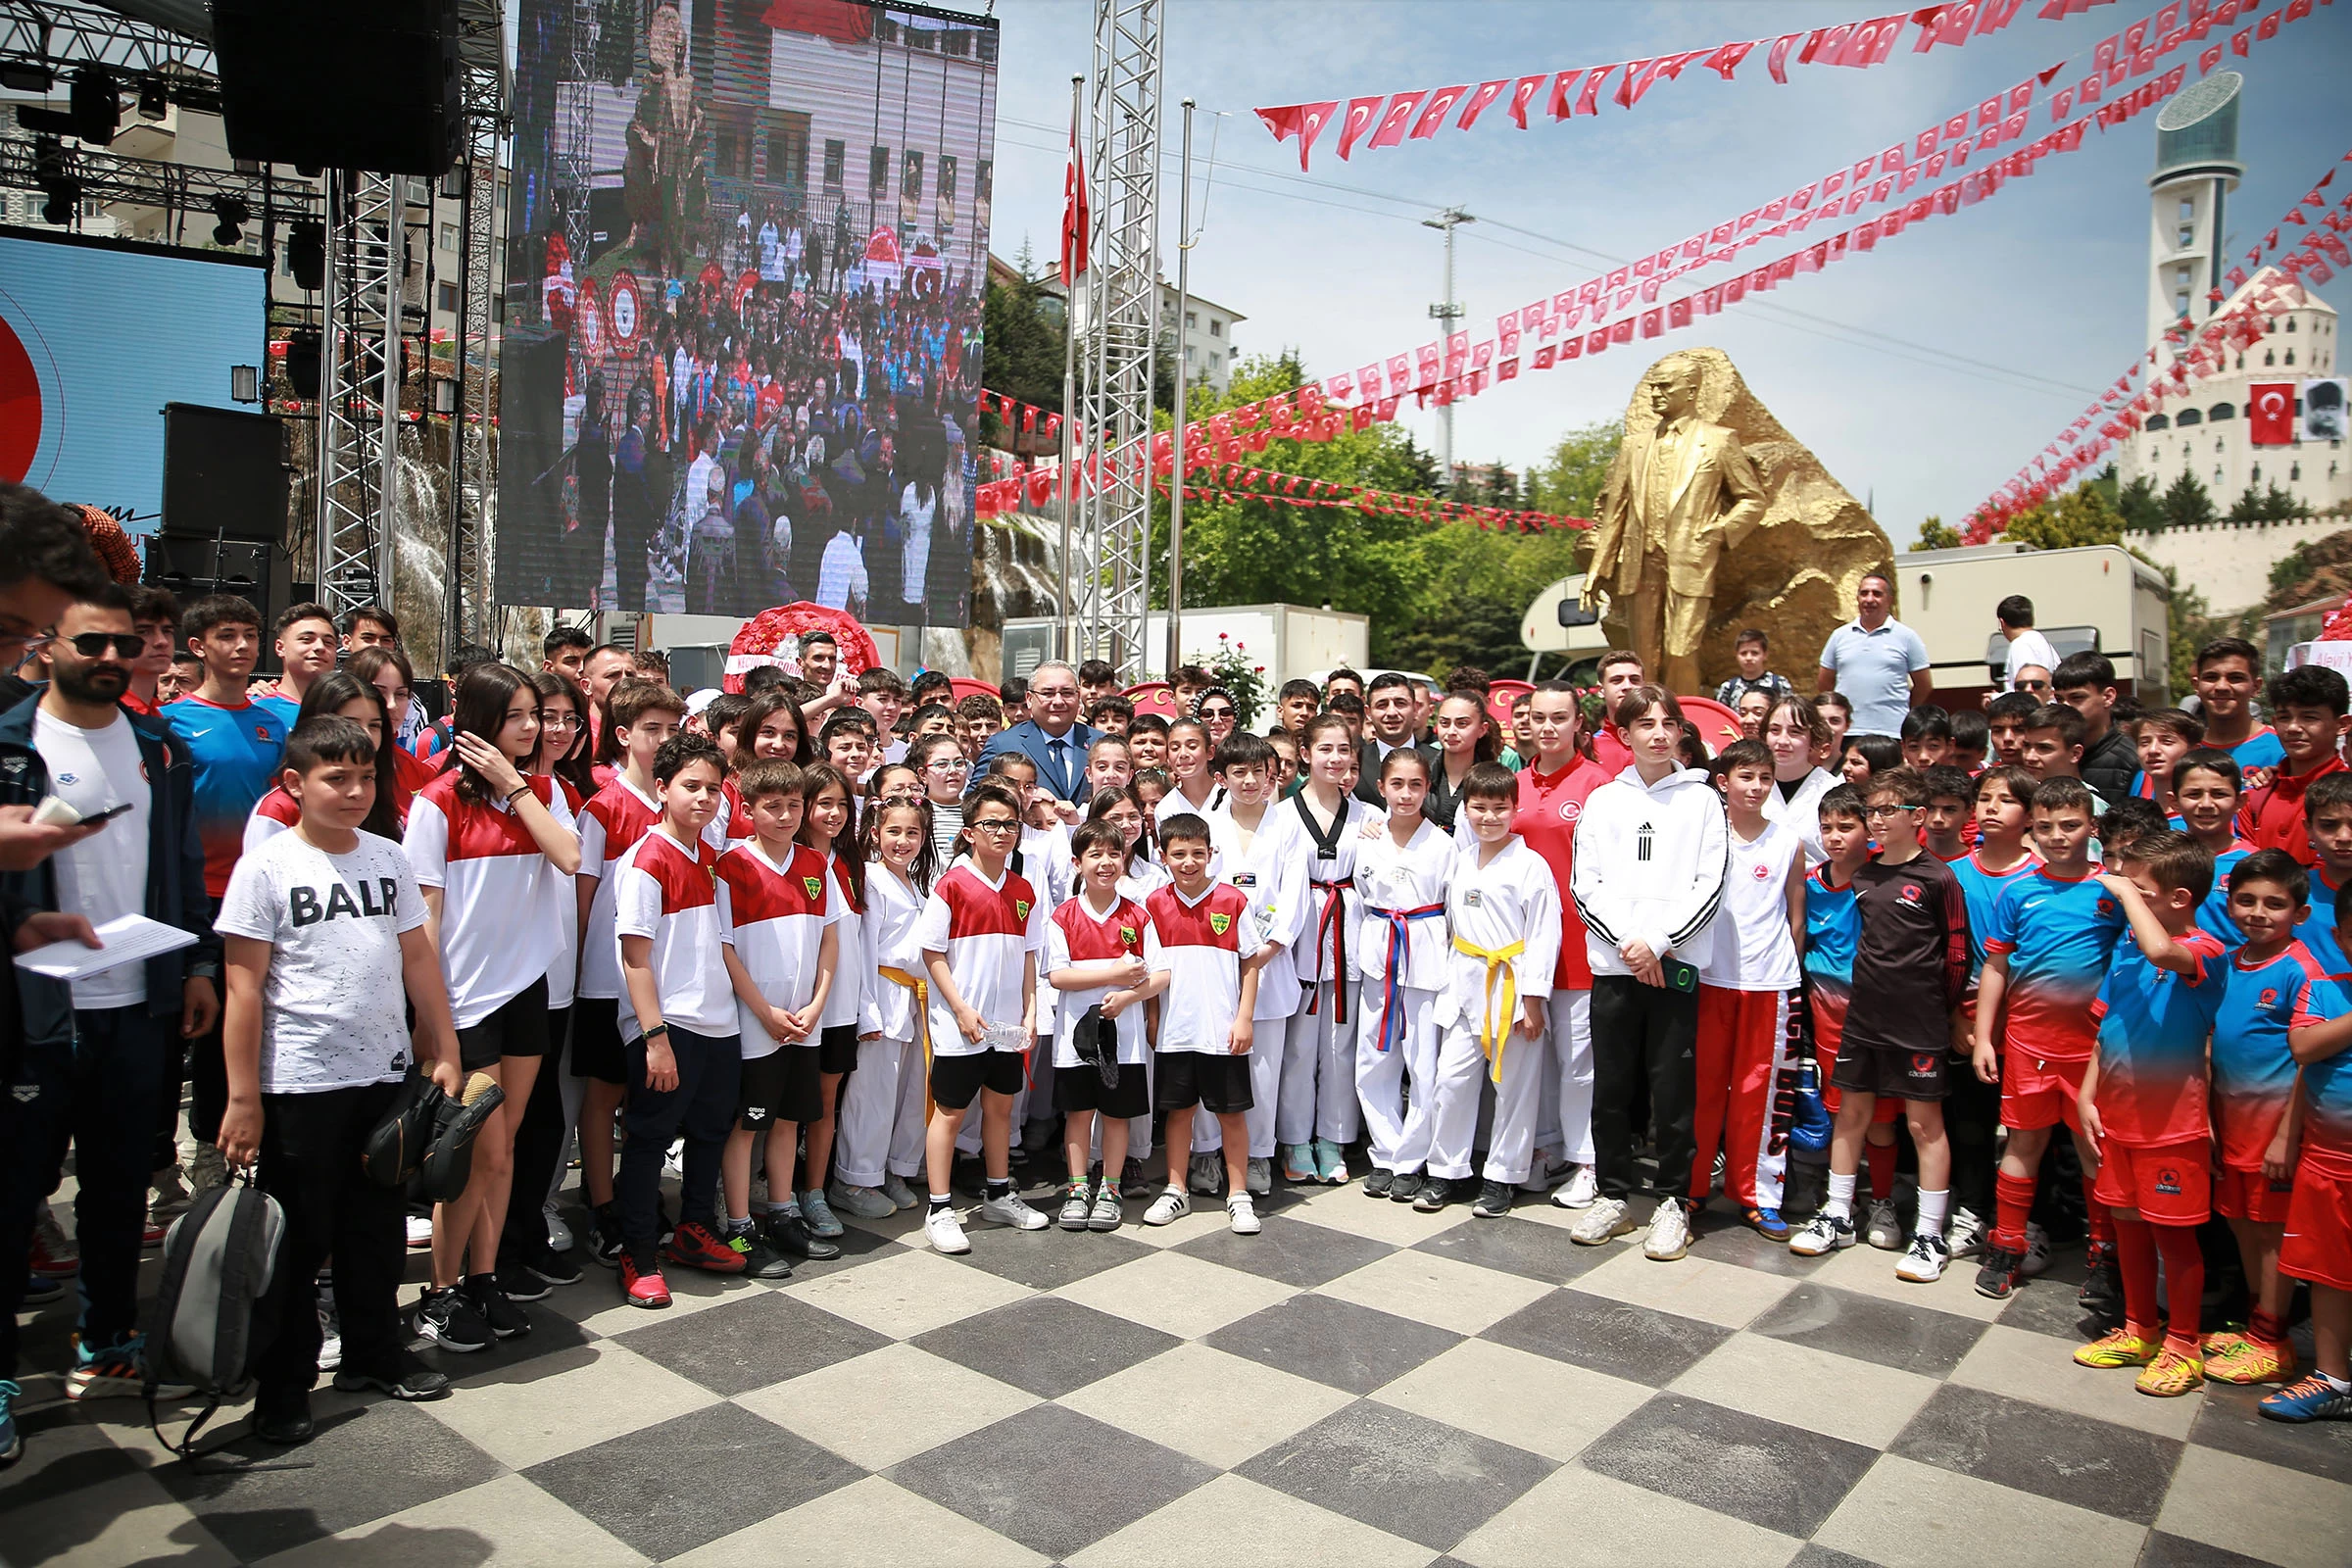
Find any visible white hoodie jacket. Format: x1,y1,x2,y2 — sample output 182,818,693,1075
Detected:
1569,763,1730,977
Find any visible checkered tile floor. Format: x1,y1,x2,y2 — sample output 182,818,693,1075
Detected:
8,1166,2350,1568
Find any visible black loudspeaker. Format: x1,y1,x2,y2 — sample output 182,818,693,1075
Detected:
162,404,288,545
213,0,462,176
495,327,571,608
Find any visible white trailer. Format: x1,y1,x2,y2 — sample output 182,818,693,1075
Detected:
1890,543,2173,706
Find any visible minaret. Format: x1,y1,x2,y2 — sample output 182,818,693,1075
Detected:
2147,71,2243,362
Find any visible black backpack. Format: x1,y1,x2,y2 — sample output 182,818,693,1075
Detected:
145,1173,285,1457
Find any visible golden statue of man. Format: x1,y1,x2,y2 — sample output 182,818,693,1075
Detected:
1583,355,1770,695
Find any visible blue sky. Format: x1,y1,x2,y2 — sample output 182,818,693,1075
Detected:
979,0,2352,539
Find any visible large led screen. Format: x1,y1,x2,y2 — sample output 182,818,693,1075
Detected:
0,228,265,531
499,0,999,636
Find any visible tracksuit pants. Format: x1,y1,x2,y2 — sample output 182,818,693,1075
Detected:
255,1080,408,1398
1690,985,1805,1211
1591,974,1700,1203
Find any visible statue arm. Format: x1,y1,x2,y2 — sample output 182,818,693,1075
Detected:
1714,431,1769,548
1581,449,1634,609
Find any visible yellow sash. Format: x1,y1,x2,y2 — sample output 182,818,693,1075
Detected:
878,965,934,1117
1452,935,1526,1085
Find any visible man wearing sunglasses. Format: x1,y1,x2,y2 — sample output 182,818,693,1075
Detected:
1,580,219,1458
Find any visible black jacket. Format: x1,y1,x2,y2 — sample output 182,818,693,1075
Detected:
2080,724,2139,805
0,693,219,1057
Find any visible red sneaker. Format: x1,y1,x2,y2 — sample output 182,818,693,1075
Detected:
618,1255,671,1309
142,1218,169,1249
29,1213,78,1279
661,1221,747,1275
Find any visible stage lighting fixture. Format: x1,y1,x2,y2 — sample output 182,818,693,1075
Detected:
137,76,169,121
231,365,261,405
69,67,119,145
211,196,250,247
287,220,326,291
0,63,53,94
40,178,78,226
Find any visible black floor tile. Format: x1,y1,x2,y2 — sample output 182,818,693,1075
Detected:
1889,1383,2182,1524
1579,1393,1878,1539
522,1399,859,1560
1204,1293,1463,1395
1238,1400,1557,1551
1172,1213,1395,1289
908,1295,1180,1400
1995,1274,2106,1343
2189,1381,2352,1488
1481,1288,1732,1387
612,1288,892,1397
888,1402,1216,1560
2136,1529,2286,1568
1787,1544,1881,1568
956,1225,1157,1292
1745,1281,1988,1378
1411,1214,1618,1285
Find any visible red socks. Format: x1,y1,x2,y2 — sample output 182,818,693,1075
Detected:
2251,1307,2290,1349
2082,1179,2114,1250
1866,1139,1895,1201
1993,1170,2036,1253
2153,1223,2204,1353
2114,1216,2161,1340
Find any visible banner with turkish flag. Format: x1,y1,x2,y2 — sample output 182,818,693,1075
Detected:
2249,381,2298,445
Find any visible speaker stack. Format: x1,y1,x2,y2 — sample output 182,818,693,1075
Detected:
211,0,463,176
147,403,299,671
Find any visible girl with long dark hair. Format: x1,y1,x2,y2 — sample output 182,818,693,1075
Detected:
245,671,405,848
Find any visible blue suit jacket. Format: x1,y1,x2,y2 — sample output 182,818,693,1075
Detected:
977,719,1102,803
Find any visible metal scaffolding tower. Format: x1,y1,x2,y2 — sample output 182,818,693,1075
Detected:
441,45,505,658
313,169,404,617
1071,0,1160,676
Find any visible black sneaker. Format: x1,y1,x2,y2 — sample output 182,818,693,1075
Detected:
1390,1170,1423,1203
724,1226,795,1280
527,1245,584,1287
464,1273,531,1340
1123,1156,1147,1189
590,1202,625,1268
252,1390,314,1445
493,1259,553,1303
416,1285,491,1352
1363,1168,1395,1199
761,1209,842,1261
1414,1176,1458,1212
2079,1242,2122,1312
333,1351,452,1402
1471,1179,1515,1219
1975,1245,2026,1300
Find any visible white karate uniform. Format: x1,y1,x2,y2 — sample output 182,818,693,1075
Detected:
1428,837,1561,1185
1280,791,1380,1151
1352,816,1453,1175
1189,804,1307,1160
833,861,928,1188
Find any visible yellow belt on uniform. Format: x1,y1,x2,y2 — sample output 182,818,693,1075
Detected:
1453,935,1526,1085
878,965,934,1117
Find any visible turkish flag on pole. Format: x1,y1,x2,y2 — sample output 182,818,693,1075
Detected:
2249,381,2297,445
1060,103,1088,284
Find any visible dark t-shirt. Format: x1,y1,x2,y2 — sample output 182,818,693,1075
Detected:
1841,855,1970,1055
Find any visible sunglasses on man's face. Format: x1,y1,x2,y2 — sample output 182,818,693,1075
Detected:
62,632,144,660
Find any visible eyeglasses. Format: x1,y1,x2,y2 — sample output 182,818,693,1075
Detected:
63,632,144,660
542,712,583,729
925,758,970,773
970,818,1021,835
1862,803,1921,818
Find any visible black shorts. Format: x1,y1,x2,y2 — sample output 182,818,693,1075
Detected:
930,1048,1026,1111
1833,1041,1949,1103
1054,1057,1152,1119
1155,1051,1252,1115
737,1046,823,1129
817,1023,860,1076
569,998,628,1085
455,976,551,1072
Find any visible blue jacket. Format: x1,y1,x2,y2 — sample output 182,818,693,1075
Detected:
977,718,1102,803
0,693,219,1054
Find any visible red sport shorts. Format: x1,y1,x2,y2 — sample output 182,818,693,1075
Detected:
2090,1138,2212,1227
2279,1152,2352,1293
2000,1053,2086,1133
2215,1163,2299,1225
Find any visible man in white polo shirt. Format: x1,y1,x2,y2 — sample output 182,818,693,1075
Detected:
1816,572,1931,739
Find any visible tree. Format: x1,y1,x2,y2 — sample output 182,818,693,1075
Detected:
979,263,1066,449
2117,472,2163,532
2227,482,2304,523
2159,469,2218,530
2005,482,2125,551
1524,420,1621,522
1915,515,1962,550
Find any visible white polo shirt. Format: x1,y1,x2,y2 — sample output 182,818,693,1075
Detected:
1818,617,1930,738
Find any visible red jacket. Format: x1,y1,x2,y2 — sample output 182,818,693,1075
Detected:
1513,755,1612,989
2237,753,2346,867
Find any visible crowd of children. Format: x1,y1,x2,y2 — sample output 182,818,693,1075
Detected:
15,607,2351,1466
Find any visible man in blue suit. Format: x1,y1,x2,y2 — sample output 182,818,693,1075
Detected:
977,661,1100,804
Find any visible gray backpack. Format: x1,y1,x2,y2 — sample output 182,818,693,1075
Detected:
145,1173,286,1456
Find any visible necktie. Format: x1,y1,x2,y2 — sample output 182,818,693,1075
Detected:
1048,739,1069,798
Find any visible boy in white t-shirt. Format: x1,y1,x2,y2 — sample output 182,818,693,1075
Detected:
1047,820,1159,1233
611,734,743,1308
216,718,464,1443
716,759,844,1279
1691,739,1808,1240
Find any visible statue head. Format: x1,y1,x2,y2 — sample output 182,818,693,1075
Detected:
1645,359,1703,424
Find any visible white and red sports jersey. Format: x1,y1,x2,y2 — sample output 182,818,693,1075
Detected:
1145,880,1265,1054
1047,892,1149,1067
859,858,928,1041
612,826,734,1041
544,775,586,1009
716,779,758,842
403,771,575,1028
716,840,841,1058
575,776,662,1001
913,861,1047,1056
818,849,866,1029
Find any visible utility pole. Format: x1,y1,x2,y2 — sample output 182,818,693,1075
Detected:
1424,206,1473,489
1165,98,1194,682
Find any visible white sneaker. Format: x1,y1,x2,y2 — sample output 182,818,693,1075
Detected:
1946,1205,1986,1258
1518,1155,1568,1196
543,1203,574,1253
2021,1221,2053,1277
1863,1197,1903,1250
1569,1196,1637,1246
316,1302,342,1372
1553,1165,1599,1209
1896,1230,1950,1283
1643,1200,1692,1261
405,1213,434,1250
979,1190,1050,1232
1144,1188,1193,1226
1227,1194,1261,1235
1788,1210,1856,1256
924,1206,971,1254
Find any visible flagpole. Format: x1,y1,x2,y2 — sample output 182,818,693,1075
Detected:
1057,74,1082,664
1165,98,1194,683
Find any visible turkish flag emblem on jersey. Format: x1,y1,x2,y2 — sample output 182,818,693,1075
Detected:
2249,381,2297,446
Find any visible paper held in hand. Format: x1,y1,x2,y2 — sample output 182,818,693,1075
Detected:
13,913,198,980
